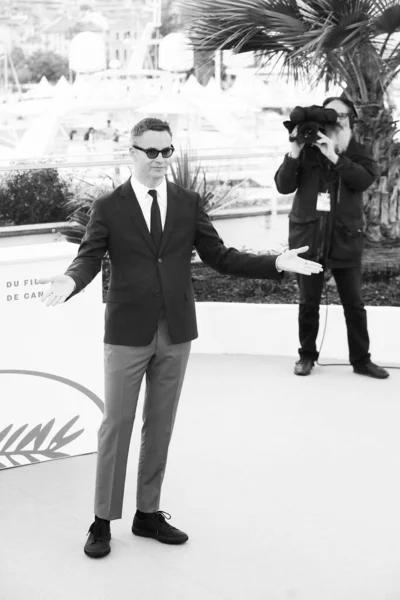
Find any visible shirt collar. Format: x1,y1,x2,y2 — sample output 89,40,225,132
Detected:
130,174,167,207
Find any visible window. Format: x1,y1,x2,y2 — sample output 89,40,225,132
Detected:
116,49,119,59
116,32,119,40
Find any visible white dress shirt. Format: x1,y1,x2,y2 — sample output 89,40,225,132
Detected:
130,174,167,231
128,173,284,272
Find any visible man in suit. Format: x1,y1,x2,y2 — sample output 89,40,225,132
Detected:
39,118,322,559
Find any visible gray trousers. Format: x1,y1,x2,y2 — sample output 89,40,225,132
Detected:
94,317,191,520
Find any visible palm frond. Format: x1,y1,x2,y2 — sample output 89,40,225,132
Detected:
373,2,400,35
184,0,376,50
185,0,395,95
181,0,400,241
169,147,206,197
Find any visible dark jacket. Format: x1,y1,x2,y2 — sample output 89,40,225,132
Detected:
274,138,377,268
64,179,282,346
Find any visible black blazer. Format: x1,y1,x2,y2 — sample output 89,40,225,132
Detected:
65,179,282,346
274,139,377,266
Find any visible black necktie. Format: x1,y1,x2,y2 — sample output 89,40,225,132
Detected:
149,189,162,251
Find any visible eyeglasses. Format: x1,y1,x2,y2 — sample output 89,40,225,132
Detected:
336,112,350,121
132,144,175,159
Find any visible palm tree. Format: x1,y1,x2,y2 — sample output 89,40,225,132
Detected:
182,0,400,243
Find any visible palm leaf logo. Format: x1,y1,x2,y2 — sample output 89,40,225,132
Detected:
0,416,84,469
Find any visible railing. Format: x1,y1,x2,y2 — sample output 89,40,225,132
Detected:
0,147,291,249
0,222,66,238
0,147,289,216
0,146,287,171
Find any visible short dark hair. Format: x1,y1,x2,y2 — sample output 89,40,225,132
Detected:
130,118,172,143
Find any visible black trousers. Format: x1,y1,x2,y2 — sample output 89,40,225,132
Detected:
297,267,370,365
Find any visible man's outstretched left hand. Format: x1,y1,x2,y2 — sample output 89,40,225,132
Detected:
276,246,323,276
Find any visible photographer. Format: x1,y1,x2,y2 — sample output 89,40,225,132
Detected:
274,97,389,379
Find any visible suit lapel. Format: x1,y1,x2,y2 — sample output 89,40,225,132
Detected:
118,179,156,253
159,181,179,254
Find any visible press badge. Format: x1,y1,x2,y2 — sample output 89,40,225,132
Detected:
316,192,331,212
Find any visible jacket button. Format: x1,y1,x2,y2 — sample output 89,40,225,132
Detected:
155,291,160,297
158,258,162,263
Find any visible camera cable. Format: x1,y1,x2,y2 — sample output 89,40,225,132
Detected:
316,276,400,370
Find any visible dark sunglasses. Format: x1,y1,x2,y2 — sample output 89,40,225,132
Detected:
132,144,175,159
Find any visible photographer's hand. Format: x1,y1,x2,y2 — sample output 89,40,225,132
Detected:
289,126,304,158
314,132,338,164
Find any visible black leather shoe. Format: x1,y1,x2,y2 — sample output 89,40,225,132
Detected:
353,361,389,379
84,518,111,558
294,358,314,376
132,511,188,545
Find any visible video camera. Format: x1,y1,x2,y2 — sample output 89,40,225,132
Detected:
283,105,338,145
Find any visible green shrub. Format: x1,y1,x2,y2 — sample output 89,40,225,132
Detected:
169,146,247,213
60,173,116,244
0,169,72,225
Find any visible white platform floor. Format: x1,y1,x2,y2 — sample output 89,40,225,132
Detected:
2,354,400,600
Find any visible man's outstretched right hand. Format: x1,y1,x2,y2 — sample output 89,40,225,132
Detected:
38,275,76,307
276,246,323,276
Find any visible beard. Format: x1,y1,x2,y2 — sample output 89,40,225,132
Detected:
324,124,352,154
